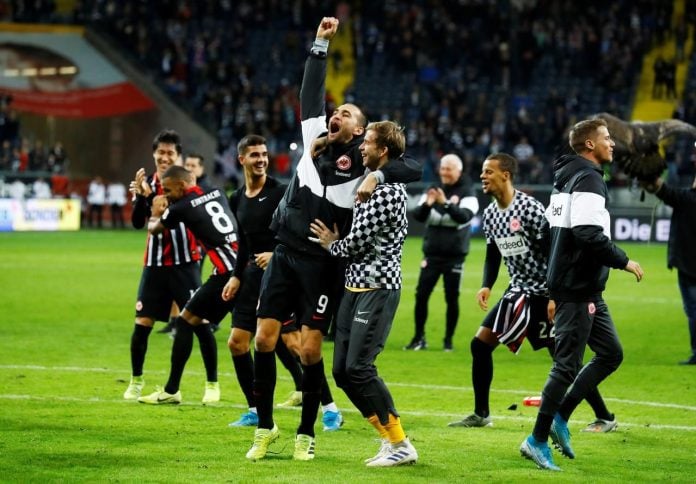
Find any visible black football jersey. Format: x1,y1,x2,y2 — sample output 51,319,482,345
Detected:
161,186,239,274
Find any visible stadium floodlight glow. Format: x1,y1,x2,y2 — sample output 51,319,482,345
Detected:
22,68,38,77
3,69,19,77
39,67,58,76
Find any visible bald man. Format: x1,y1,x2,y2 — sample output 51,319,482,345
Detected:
405,154,479,352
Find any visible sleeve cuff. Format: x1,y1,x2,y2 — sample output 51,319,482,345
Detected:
311,38,329,55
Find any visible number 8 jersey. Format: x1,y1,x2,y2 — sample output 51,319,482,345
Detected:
161,186,240,275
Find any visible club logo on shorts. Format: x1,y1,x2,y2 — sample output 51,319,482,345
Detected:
510,218,521,232
136,301,143,311
588,302,596,315
421,259,428,269
336,155,352,170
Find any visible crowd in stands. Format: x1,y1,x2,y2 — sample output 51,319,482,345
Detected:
2,0,696,187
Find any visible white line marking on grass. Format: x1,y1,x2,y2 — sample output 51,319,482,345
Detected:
2,393,695,432
3,364,696,412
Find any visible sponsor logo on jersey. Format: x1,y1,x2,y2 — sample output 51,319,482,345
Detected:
588,302,596,315
495,234,529,257
510,217,521,232
336,155,352,170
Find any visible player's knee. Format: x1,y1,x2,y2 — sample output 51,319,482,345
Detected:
332,368,349,390
471,336,494,357
228,337,249,355
345,363,373,386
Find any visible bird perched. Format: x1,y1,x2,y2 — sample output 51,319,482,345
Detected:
587,112,696,181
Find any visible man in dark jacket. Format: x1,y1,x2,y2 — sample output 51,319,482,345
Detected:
520,118,643,471
405,154,478,351
642,174,696,365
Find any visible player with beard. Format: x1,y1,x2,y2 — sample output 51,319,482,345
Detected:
245,17,421,461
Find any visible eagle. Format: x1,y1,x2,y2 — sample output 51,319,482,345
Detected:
563,113,696,181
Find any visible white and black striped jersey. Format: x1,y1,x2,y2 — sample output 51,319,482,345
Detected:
481,190,548,295
161,186,239,275
328,183,407,290
131,172,200,267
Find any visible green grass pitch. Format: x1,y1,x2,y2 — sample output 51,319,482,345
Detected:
0,230,694,482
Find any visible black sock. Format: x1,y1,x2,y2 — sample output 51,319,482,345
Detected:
533,413,554,442
232,352,255,407
165,317,194,394
580,387,612,421
193,324,217,382
471,337,495,418
297,359,324,437
275,338,302,391
253,350,277,429
320,374,333,406
130,324,153,376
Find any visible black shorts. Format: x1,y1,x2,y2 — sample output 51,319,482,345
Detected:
257,244,341,335
185,273,236,325
481,292,554,350
135,263,201,322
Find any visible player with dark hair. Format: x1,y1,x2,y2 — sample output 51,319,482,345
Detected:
137,165,241,404
123,129,202,401
225,134,343,429
521,118,643,471
448,152,616,433
309,120,418,467
245,17,421,461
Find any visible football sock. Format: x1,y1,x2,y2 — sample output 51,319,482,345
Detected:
445,291,459,340
383,414,406,444
130,324,153,376
367,414,389,439
320,373,334,406
471,337,494,418
193,324,218,383
165,317,194,394
253,350,277,429
297,359,324,437
581,387,613,421
275,338,303,391
322,402,338,413
532,413,554,443
232,351,255,407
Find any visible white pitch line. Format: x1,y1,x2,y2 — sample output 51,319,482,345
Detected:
2,393,695,432
3,364,695,413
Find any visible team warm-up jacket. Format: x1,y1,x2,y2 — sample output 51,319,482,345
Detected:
272,50,422,257
131,172,200,267
412,176,478,259
328,183,407,290
160,186,239,275
654,182,696,278
545,155,628,302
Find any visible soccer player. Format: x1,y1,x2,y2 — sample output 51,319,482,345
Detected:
137,165,241,405
309,120,418,466
184,153,213,191
123,130,201,401
245,17,421,461
405,153,478,351
447,153,616,433
520,118,643,471
224,134,343,430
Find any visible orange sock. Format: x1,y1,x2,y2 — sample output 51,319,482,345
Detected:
367,414,389,440
383,414,406,444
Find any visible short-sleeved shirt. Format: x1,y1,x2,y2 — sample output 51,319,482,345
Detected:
481,190,548,295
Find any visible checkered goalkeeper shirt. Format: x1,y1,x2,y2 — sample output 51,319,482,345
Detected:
328,183,407,289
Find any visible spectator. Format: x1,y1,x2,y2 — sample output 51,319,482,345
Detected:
106,179,127,228
31,177,51,198
86,175,106,228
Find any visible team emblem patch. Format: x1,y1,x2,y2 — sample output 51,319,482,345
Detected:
450,195,460,205
420,259,428,269
588,302,596,315
336,155,352,170
510,218,521,232
136,301,143,311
